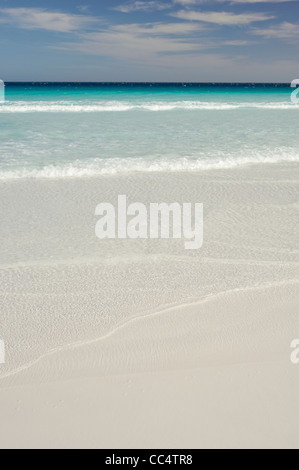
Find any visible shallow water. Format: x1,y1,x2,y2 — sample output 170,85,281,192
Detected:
0,83,298,178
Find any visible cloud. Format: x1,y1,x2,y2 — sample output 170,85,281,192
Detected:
172,10,275,25
115,0,299,10
222,0,297,3
222,40,253,45
116,22,206,35
114,1,172,13
76,5,90,13
174,0,298,3
55,16,259,75
252,21,299,39
173,0,197,4
0,8,98,33
54,20,211,67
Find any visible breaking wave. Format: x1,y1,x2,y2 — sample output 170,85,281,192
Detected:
0,100,298,113
0,151,298,180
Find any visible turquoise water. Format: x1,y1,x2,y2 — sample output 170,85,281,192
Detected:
0,83,298,178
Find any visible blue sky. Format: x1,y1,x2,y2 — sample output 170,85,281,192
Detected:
0,0,298,81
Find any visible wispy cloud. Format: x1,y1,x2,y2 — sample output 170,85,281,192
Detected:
60,22,206,60
222,40,253,46
0,8,98,33
252,21,299,39
114,1,172,13
114,0,298,12
122,22,206,35
172,10,275,25
174,0,298,3
55,17,257,76
173,0,197,4
220,0,298,3
76,5,91,13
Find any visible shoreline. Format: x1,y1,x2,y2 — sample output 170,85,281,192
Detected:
0,281,298,449
0,163,298,448
0,278,298,383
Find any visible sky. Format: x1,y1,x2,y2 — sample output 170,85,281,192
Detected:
0,0,298,81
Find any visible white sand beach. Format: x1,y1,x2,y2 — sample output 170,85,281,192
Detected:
0,164,298,449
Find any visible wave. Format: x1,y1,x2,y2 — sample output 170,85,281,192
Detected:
0,100,298,113
0,152,298,180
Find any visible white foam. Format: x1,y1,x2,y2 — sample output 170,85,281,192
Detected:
0,100,298,113
0,152,298,180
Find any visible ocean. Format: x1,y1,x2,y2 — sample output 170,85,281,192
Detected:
0,82,298,179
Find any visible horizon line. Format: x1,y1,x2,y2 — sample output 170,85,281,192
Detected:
2,81,292,85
